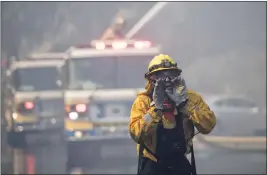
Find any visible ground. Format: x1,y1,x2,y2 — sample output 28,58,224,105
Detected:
68,140,266,174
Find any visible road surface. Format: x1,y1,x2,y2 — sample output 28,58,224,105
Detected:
68,140,266,174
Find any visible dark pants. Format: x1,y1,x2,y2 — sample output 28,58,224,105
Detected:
139,156,192,175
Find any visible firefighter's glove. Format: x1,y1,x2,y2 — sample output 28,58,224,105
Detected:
165,76,188,109
153,78,166,110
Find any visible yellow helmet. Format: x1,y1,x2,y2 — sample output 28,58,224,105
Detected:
145,54,182,77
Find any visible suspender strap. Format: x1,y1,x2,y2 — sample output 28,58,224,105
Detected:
137,141,144,174
175,110,197,175
190,144,197,175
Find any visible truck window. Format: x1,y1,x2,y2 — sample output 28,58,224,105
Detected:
68,57,116,90
68,55,151,90
13,67,60,91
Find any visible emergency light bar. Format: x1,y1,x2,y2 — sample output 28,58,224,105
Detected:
67,46,161,58
75,40,152,50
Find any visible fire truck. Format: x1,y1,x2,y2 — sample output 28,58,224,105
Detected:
3,53,68,174
4,53,66,137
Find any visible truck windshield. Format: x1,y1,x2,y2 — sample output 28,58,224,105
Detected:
68,56,151,90
13,67,60,91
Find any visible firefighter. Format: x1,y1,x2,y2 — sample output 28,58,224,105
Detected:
100,15,125,40
129,54,216,175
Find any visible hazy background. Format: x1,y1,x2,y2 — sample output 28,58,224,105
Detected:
2,2,266,103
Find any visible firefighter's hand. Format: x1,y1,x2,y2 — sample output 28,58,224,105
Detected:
165,76,188,108
153,78,166,110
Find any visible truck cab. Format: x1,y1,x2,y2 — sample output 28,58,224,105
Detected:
64,39,161,141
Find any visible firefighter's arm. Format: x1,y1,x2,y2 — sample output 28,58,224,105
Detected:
187,90,216,134
129,95,161,143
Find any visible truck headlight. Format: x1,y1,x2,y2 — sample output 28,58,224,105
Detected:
69,112,78,120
